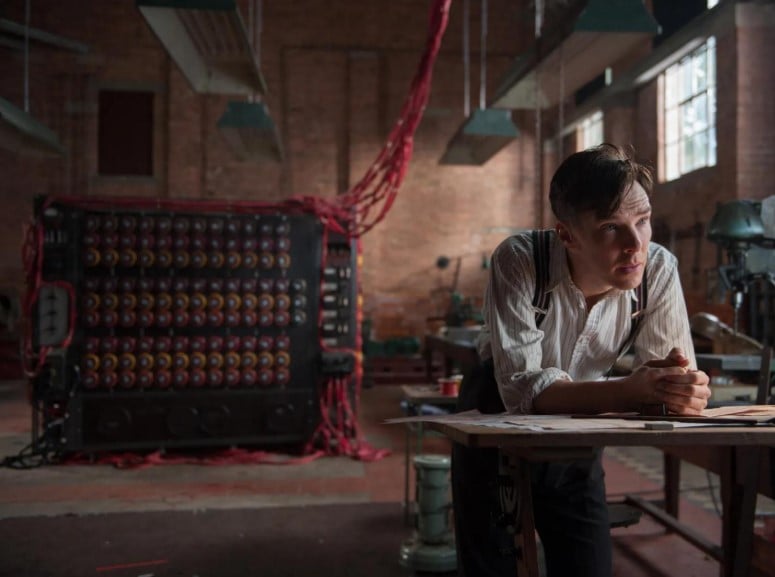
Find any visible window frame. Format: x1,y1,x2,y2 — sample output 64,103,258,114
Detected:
577,109,604,151
661,36,717,182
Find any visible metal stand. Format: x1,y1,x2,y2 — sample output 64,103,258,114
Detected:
399,454,457,573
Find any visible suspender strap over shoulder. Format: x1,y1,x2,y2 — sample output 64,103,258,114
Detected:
616,263,649,359
531,230,552,328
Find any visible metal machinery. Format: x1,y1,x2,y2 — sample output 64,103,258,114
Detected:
707,199,775,342
27,196,358,453
399,454,457,574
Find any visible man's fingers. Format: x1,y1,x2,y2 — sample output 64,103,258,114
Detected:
666,347,689,366
659,383,710,398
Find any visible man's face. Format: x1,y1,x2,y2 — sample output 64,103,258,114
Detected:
557,182,652,299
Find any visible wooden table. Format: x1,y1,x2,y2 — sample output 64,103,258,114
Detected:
400,384,459,526
427,420,775,577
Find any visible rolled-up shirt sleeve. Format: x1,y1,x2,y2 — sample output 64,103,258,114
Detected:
481,237,571,414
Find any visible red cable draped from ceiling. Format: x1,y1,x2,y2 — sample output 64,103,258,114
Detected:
292,0,452,238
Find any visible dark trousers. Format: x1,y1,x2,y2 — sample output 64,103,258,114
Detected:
451,361,612,577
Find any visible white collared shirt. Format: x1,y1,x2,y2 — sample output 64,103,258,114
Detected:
477,230,696,414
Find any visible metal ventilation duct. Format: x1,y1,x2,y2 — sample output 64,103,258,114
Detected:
137,0,267,95
492,0,659,109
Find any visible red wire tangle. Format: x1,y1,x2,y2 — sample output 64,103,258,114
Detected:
294,0,452,238
302,1,452,460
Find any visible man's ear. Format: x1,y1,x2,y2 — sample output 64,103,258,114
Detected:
555,222,575,248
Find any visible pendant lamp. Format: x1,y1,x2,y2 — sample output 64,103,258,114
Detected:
0,0,65,157
440,0,519,166
216,0,282,162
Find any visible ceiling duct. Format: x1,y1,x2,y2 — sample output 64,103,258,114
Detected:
0,1,65,157
137,0,267,95
440,0,519,166
0,17,88,53
492,0,659,109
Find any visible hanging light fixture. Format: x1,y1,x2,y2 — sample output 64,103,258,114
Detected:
137,0,267,96
217,100,282,162
0,0,65,157
217,0,282,162
440,0,519,166
491,0,659,109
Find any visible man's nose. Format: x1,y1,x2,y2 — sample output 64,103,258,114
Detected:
622,226,642,252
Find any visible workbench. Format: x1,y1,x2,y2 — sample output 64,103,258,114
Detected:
427,417,775,577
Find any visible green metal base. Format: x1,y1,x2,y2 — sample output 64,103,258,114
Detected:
399,533,457,573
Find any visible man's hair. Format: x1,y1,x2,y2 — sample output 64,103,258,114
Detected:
549,143,654,222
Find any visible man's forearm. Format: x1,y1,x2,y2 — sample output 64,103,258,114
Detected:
532,379,630,414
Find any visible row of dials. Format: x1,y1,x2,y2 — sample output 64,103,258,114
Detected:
80,367,291,390
83,214,292,237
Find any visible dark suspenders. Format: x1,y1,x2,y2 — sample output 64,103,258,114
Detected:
529,229,648,353
531,230,552,328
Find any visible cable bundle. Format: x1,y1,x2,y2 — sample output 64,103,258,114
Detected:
291,0,452,237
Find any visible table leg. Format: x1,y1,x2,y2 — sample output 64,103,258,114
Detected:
404,405,413,526
664,452,681,520
719,446,761,577
503,453,540,577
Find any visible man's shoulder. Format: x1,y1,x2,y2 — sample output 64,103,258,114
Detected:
647,241,678,271
492,230,555,278
497,229,556,255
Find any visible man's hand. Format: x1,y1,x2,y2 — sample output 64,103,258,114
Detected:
628,348,711,415
643,347,690,369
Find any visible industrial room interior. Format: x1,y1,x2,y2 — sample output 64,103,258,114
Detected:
0,0,774,576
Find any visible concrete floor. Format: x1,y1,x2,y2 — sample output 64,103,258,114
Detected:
0,379,772,576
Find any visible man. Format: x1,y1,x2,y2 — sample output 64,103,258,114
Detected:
451,144,711,577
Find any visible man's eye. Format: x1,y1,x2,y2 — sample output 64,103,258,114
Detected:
637,217,650,226
601,224,617,232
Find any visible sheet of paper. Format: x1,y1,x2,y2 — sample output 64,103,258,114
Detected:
702,405,775,418
384,411,709,430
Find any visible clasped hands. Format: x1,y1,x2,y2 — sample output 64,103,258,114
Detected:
628,348,711,415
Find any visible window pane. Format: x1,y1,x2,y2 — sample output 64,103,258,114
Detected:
661,36,716,181
666,108,679,144
579,110,604,149
666,143,679,180
681,57,693,100
665,67,678,107
708,86,716,120
707,38,716,87
694,93,708,132
693,48,707,93
708,127,717,166
681,135,695,173
693,131,708,169
682,102,696,137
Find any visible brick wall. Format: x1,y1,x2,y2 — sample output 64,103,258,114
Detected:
735,3,775,202
2,1,772,341
0,0,535,340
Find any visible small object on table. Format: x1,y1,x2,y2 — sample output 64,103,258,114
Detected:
437,377,459,397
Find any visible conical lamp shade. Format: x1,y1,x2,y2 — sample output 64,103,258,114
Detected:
217,101,283,162
439,108,519,166
0,96,65,157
